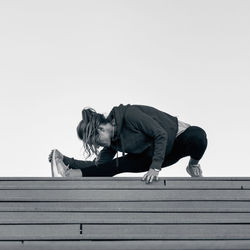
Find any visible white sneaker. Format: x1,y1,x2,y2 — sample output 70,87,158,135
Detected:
51,149,69,177
186,163,203,177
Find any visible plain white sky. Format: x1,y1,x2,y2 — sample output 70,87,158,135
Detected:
0,0,249,177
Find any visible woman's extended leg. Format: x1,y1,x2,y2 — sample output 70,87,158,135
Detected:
63,156,95,170
63,152,152,177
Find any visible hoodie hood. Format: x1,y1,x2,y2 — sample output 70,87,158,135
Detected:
106,104,131,167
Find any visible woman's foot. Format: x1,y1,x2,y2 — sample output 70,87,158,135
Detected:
51,149,69,177
186,163,203,177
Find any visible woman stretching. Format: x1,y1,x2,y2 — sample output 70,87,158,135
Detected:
48,104,208,184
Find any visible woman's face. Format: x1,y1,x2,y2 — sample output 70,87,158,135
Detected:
96,123,113,147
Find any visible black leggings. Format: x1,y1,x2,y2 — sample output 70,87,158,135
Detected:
63,126,208,177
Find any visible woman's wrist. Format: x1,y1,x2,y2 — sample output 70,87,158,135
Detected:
152,168,160,172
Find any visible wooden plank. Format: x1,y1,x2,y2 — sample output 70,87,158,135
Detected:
1,240,250,250
0,212,250,224
78,224,250,240
0,180,165,190
1,180,250,189
163,180,250,190
1,224,250,240
0,224,80,240
1,201,250,212
0,242,22,250
0,189,250,201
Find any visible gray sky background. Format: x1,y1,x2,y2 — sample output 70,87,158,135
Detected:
0,0,249,177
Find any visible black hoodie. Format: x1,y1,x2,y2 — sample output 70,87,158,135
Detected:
95,104,178,171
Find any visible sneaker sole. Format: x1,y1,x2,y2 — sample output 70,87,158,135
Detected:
51,150,62,177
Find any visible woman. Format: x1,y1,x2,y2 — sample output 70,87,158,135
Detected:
49,104,208,184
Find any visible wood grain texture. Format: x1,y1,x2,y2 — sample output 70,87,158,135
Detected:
0,180,249,189
0,212,250,224
0,180,165,189
1,224,250,240
0,224,80,240
1,177,250,248
0,189,250,201
0,224,250,240
1,201,250,212
76,224,250,240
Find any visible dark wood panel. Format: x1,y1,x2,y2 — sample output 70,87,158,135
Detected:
0,189,250,201
1,240,250,250
1,201,250,212
0,212,250,224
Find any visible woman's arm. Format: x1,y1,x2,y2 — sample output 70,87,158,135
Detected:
62,146,116,169
94,146,117,166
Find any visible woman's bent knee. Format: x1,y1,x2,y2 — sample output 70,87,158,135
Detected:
188,127,208,160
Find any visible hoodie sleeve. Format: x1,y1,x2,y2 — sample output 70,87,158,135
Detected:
94,146,117,166
125,107,168,171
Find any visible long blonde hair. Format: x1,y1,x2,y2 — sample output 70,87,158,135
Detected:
76,107,109,159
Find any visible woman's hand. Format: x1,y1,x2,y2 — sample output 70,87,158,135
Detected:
48,149,63,163
141,168,160,184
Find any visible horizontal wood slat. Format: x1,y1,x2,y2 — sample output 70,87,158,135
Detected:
74,224,250,240
0,212,250,224
0,201,250,212
0,189,250,201
0,180,249,189
0,180,164,189
1,224,250,240
1,240,250,250
0,224,80,240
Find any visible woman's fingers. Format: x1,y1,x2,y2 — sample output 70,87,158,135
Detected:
141,173,147,181
48,149,63,163
48,150,54,162
54,149,63,159
148,175,153,183
141,172,157,183
141,171,159,184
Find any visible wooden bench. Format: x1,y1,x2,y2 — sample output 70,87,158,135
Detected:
0,177,250,249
